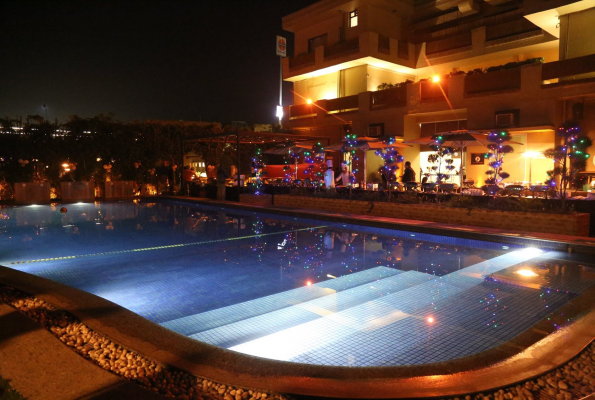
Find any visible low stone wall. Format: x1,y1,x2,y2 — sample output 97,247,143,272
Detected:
239,194,272,207
61,181,95,202
105,181,136,199
14,182,51,204
274,195,591,237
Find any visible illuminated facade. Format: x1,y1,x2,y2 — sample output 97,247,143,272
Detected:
281,0,595,188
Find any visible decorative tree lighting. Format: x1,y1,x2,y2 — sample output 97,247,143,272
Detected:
375,137,404,199
427,134,454,184
251,148,264,195
544,121,592,199
341,132,359,187
484,130,514,187
304,142,325,185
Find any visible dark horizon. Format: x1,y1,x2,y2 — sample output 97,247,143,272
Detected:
1,0,318,125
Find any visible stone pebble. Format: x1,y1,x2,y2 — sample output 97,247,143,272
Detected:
2,285,593,400
0,286,289,400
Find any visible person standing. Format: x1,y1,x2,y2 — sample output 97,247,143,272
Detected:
323,160,335,189
182,165,196,196
335,162,353,186
216,165,229,201
402,161,416,183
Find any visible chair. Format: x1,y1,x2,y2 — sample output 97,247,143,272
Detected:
438,183,456,193
421,183,437,192
504,185,524,197
481,185,501,196
530,185,549,199
404,182,418,191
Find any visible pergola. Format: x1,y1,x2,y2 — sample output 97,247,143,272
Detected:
183,130,331,198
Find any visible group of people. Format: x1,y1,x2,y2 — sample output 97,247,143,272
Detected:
322,160,416,190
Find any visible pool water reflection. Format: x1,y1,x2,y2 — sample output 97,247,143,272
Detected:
0,201,593,366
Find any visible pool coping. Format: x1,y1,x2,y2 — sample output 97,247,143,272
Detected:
1,263,595,397
158,195,595,254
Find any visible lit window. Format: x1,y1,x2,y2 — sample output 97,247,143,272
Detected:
350,10,358,27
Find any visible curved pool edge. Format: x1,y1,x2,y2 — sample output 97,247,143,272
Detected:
1,265,594,399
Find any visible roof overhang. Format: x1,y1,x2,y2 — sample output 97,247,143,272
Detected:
524,0,595,39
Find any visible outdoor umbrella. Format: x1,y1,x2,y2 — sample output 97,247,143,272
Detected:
404,130,523,186
325,138,411,186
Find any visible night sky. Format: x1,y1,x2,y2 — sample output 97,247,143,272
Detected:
1,0,318,124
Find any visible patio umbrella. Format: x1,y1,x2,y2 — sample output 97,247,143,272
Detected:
404,130,523,186
326,138,411,186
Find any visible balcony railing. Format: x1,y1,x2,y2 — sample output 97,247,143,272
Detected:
542,53,595,81
325,95,359,114
370,86,407,109
289,103,316,119
420,79,449,102
465,68,522,95
486,18,542,42
289,52,315,70
426,32,472,56
378,35,390,55
324,38,359,60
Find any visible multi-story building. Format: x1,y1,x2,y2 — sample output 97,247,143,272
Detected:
281,0,595,188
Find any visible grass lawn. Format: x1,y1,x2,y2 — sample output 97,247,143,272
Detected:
0,376,26,400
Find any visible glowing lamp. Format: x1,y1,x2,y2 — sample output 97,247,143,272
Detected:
61,163,70,168
515,269,538,277
306,281,312,286
306,99,312,104
432,75,440,83
427,317,434,323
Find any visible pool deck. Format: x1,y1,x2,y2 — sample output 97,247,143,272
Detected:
0,196,594,399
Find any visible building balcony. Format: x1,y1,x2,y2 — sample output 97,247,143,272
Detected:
283,54,595,134
283,32,414,82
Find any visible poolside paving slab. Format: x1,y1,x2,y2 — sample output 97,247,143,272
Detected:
0,303,164,400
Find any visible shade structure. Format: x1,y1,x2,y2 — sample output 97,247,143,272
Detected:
263,143,313,155
404,130,523,186
325,138,411,186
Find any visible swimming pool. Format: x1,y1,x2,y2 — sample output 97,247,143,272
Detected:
1,200,593,367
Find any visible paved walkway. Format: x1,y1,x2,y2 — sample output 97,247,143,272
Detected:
0,303,164,400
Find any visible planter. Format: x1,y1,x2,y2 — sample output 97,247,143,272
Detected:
239,194,272,207
14,182,51,204
274,195,590,237
60,181,95,203
104,181,136,199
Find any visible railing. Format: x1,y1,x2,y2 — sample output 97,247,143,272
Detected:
289,103,316,119
325,38,359,60
542,53,595,81
486,18,541,42
289,52,315,70
426,32,471,56
465,68,522,95
370,86,407,109
325,95,359,114
378,35,390,55
420,79,449,102
398,40,409,59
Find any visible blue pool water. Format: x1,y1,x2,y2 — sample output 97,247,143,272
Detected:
1,200,593,367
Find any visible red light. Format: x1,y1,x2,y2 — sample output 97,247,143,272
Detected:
427,317,434,323
306,281,312,286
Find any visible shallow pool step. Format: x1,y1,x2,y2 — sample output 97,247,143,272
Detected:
190,270,431,348
228,249,550,364
160,266,402,336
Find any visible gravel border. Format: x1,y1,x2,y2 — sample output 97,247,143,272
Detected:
0,285,289,400
1,284,595,400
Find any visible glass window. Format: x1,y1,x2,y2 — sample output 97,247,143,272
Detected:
350,10,358,27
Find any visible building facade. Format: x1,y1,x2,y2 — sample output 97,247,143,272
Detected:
281,0,595,188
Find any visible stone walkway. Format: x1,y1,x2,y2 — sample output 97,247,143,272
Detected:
0,303,164,400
